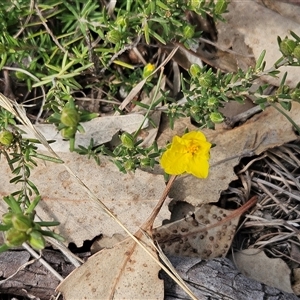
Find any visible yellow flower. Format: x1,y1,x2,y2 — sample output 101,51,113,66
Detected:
142,63,155,79
160,131,211,178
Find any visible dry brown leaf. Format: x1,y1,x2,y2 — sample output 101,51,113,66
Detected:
153,197,256,259
160,103,300,206
256,0,300,24
18,114,146,152
292,268,300,295
216,1,300,87
233,248,294,294
169,44,204,71
57,236,164,299
0,154,169,246
57,176,196,300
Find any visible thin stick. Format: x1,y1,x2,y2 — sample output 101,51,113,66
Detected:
142,175,177,232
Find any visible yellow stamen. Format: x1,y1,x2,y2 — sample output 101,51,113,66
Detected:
186,143,199,155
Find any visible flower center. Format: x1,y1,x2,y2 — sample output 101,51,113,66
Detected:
186,142,199,155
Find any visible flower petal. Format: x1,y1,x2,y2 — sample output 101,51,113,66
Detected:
197,140,212,159
160,148,189,175
160,131,212,178
186,157,210,178
182,131,207,142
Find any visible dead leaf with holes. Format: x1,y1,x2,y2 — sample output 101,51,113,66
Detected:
153,197,256,259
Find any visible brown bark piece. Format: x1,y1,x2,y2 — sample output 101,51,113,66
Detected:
162,256,299,300
0,250,75,299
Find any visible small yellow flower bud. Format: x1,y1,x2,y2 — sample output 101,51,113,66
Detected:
5,227,28,246
140,157,151,166
11,213,33,233
2,212,13,225
291,88,300,101
124,159,135,171
29,230,46,250
189,0,203,10
0,130,14,146
280,39,296,56
189,64,201,77
207,97,218,106
120,132,135,149
60,107,80,127
142,63,156,79
116,16,127,27
61,127,77,139
199,73,213,88
293,45,300,60
183,25,195,39
267,95,277,103
190,105,200,116
215,0,228,15
210,112,224,123
106,30,122,44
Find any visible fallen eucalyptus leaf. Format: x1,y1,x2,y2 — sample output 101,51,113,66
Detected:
233,248,294,294
0,154,169,246
216,1,300,87
19,114,146,152
154,203,246,259
57,236,164,299
153,197,256,259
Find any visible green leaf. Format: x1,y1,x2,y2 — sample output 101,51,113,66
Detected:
25,195,41,214
279,100,292,111
148,28,166,45
9,175,22,183
3,195,22,214
0,224,11,231
0,244,10,253
290,31,300,42
255,50,266,71
33,153,64,164
35,221,60,227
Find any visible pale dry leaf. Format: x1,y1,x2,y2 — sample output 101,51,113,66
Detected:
0,154,169,246
57,236,164,299
256,0,300,24
233,248,294,293
173,44,204,70
292,268,300,295
163,103,300,206
216,1,300,87
90,233,125,254
18,114,146,152
153,204,240,259
172,61,181,95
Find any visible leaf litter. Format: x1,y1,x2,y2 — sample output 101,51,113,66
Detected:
2,97,300,297
2,2,300,298
0,96,197,299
